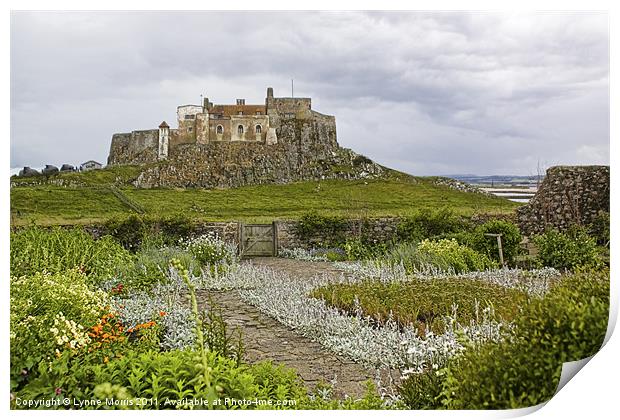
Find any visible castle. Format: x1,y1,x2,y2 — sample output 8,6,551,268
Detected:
107,87,383,188
108,87,334,164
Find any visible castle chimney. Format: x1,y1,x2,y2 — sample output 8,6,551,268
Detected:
267,87,274,98
203,97,210,110
236,99,245,105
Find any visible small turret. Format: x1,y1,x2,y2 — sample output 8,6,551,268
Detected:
158,121,170,160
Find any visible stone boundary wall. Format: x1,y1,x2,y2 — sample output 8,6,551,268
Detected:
77,219,399,253
275,218,400,250
516,165,610,235
56,212,520,254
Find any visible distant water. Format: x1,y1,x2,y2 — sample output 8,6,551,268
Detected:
478,187,537,204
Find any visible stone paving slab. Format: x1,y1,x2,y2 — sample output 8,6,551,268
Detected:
195,257,398,398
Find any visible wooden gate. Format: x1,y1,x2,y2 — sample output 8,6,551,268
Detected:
239,222,278,257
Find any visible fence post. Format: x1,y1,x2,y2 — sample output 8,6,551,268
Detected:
485,233,505,267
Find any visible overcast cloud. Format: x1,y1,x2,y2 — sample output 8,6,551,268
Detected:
10,11,609,175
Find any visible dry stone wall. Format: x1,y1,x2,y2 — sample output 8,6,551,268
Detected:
516,165,610,235
276,217,401,250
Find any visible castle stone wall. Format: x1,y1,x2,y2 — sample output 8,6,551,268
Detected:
108,130,158,165
129,112,369,188
107,91,373,188
516,165,610,235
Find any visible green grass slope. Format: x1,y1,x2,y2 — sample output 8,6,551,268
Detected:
10,167,520,225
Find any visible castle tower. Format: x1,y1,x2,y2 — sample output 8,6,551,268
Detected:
158,121,170,160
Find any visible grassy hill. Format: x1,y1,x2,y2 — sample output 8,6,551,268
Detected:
10,166,521,226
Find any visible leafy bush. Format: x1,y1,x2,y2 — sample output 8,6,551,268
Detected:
533,226,603,270
397,208,468,243
312,277,527,335
387,239,497,275
398,369,445,410
16,348,269,409
588,211,610,247
104,215,148,251
182,233,237,267
468,220,523,265
400,269,610,409
18,347,389,410
104,215,195,251
116,245,198,291
10,269,110,390
10,226,132,282
343,238,389,261
158,214,195,245
249,361,307,404
296,212,349,246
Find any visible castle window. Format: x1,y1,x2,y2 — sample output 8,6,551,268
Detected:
216,125,223,134
184,114,195,120
256,111,262,115
238,111,243,115
188,127,193,132
237,125,244,135
255,124,262,134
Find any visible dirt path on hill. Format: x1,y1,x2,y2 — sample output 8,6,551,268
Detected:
194,257,397,399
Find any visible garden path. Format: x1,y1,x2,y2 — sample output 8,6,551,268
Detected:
195,257,398,399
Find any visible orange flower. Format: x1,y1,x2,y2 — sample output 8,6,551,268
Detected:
159,311,167,317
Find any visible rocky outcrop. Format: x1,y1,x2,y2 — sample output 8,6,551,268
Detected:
18,167,40,177
132,116,384,188
42,164,59,175
516,165,609,235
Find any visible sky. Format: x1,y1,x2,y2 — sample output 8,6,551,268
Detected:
10,11,609,176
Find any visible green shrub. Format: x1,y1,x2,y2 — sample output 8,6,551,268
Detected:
16,348,263,409
397,208,468,243
104,215,148,251
10,270,110,390
385,239,497,274
533,226,603,270
469,220,523,265
182,233,236,267
398,369,445,409
417,239,497,274
118,245,199,291
588,211,610,247
158,214,195,245
104,215,195,251
296,212,349,246
325,250,347,262
17,347,389,410
401,269,610,409
10,226,132,282
343,238,389,261
249,361,307,404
